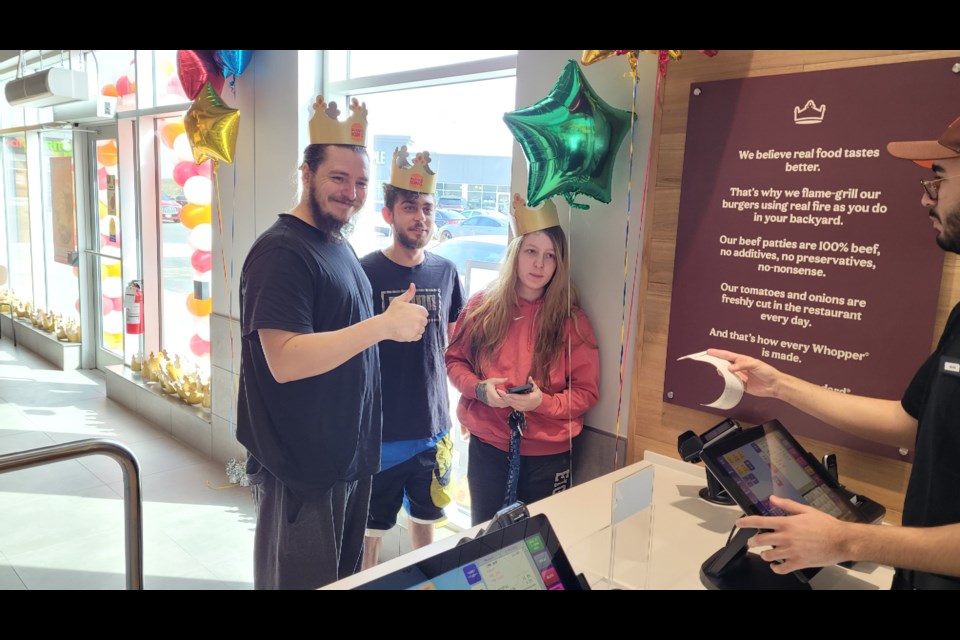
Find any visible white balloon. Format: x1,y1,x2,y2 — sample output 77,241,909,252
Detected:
103,163,118,176
194,316,210,341
193,269,212,282
184,175,212,206
102,276,123,299
174,133,194,163
188,223,212,252
103,310,123,334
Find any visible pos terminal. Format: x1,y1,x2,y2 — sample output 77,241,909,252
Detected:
693,419,885,589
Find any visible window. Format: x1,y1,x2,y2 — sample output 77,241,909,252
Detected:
326,51,517,530
1,134,31,304
38,131,79,324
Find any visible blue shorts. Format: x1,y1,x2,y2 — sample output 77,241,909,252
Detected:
366,434,453,535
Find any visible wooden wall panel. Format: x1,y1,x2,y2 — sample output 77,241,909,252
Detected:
628,50,960,525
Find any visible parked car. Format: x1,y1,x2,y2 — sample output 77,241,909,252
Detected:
460,208,503,219
434,208,465,239
437,195,466,211
160,194,182,223
437,213,509,241
430,235,508,291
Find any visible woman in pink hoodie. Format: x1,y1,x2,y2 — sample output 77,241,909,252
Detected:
445,198,600,526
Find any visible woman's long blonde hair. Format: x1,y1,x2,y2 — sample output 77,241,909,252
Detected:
450,225,591,385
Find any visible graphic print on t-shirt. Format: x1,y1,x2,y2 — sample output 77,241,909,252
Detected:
380,288,442,324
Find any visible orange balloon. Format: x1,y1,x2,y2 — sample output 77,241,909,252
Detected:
179,203,211,229
160,121,185,149
97,141,118,167
101,83,119,97
186,292,212,317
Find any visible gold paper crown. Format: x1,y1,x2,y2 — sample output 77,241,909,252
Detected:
308,95,368,147
511,194,560,236
388,145,437,193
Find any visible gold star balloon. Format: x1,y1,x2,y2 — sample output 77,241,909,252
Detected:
184,82,240,165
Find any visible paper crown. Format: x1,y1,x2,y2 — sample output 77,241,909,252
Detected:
511,194,560,236
308,95,368,147
388,145,437,193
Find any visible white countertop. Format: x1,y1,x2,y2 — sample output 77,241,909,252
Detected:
328,451,894,590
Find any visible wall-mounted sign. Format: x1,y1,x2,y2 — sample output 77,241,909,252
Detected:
665,58,958,458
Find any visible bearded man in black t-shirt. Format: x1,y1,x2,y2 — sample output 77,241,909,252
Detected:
237,98,428,590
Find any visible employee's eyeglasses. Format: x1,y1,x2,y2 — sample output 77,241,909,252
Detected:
921,175,960,200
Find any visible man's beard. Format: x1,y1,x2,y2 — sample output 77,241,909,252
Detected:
932,208,960,254
308,183,355,243
395,225,431,250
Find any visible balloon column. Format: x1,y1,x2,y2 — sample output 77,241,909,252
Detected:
160,117,214,363
503,60,635,210
175,49,248,363
95,138,123,353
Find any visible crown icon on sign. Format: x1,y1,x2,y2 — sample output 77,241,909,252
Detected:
308,95,368,147
793,100,826,125
389,145,437,193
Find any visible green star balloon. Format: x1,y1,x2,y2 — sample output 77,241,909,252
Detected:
504,60,635,210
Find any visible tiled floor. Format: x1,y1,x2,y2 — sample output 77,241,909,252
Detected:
0,336,416,589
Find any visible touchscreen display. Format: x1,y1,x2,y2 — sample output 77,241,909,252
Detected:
411,533,565,590
353,514,583,590
712,426,862,522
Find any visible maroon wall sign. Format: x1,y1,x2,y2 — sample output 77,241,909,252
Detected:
664,58,957,459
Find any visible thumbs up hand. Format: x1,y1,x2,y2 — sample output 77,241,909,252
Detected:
383,283,428,342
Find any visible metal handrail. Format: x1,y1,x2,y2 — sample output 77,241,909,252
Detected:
0,438,143,589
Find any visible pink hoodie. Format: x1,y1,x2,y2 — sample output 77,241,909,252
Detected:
445,293,600,456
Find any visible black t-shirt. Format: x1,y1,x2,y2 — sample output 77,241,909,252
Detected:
901,301,960,547
359,250,465,441
237,214,381,496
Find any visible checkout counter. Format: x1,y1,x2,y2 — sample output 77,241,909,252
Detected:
329,451,894,590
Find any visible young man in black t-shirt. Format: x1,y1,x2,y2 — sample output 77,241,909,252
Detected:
237,99,429,590
709,117,960,589
359,147,465,570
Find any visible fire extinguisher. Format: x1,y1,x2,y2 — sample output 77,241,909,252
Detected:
124,280,143,334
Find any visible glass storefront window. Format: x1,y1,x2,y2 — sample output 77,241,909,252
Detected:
157,115,212,374
39,132,79,322
346,77,516,261
95,50,137,113
328,50,517,81
1,134,33,304
96,138,124,354
155,50,190,107
335,71,516,530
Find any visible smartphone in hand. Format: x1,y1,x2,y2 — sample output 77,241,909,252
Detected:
507,383,533,394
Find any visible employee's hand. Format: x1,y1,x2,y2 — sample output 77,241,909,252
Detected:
476,377,510,408
383,283,428,342
737,495,851,573
707,348,782,398
497,376,543,412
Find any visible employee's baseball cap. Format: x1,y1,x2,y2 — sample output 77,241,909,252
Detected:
887,116,960,168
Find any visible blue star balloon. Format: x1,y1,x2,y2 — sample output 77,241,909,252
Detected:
504,60,635,210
